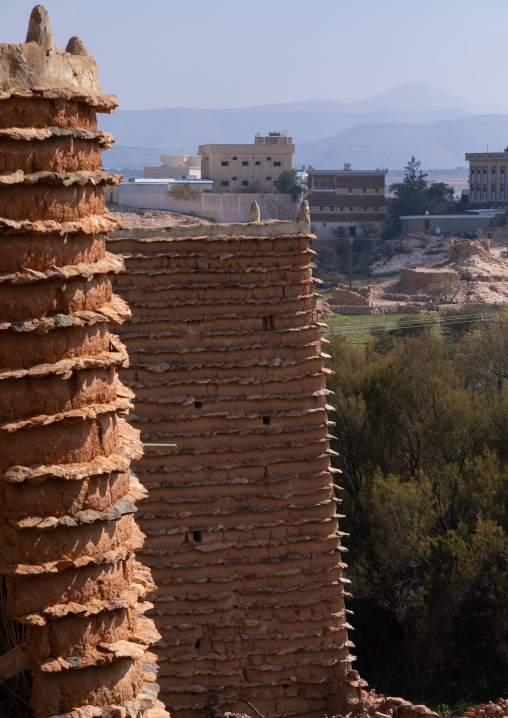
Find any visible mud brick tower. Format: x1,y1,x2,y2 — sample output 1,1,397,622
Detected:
108,204,359,718
0,7,169,718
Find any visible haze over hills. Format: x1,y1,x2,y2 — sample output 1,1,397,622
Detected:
99,81,508,171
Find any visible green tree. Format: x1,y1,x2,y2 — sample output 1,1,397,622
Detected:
386,156,430,236
425,181,455,208
324,327,508,698
275,168,305,202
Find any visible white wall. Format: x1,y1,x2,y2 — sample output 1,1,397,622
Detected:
116,184,297,223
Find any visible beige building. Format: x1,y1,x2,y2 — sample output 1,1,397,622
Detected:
144,154,201,179
199,131,294,192
465,152,508,206
307,166,387,238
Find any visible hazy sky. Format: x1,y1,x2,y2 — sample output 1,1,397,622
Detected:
2,0,507,110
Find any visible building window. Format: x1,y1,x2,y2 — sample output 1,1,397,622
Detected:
330,207,334,212
262,315,274,330
221,180,229,186
273,161,281,166
340,206,344,212
273,180,278,186
375,188,379,194
255,161,261,166
232,156,237,160
348,188,352,194
242,180,249,186
323,222,327,226
266,156,272,161
221,161,229,167
242,161,249,166
266,176,271,180
363,188,367,194
319,206,324,212
349,207,354,212
363,206,367,212
374,206,378,212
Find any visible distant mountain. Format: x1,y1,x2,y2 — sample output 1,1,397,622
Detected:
97,82,508,170
295,115,508,170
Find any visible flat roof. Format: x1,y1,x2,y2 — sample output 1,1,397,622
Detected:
308,169,387,175
400,214,496,219
129,178,212,185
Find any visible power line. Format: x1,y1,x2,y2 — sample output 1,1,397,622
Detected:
323,313,499,335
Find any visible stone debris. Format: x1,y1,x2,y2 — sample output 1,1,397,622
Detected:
106,204,365,717
0,7,169,718
384,238,508,304
458,698,508,718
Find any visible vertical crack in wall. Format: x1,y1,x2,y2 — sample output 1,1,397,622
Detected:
107,209,364,718
0,7,169,718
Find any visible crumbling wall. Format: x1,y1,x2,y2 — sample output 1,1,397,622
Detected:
0,7,168,718
108,205,361,718
399,267,459,292
330,286,372,307
448,238,490,261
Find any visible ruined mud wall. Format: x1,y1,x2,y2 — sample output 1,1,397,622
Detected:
0,8,168,718
448,238,490,261
330,286,372,307
108,206,360,718
399,267,459,292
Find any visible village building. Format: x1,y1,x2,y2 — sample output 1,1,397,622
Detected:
465,151,508,207
307,166,387,239
144,154,201,179
199,131,295,192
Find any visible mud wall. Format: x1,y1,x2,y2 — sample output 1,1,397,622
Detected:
399,267,459,291
330,286,372,307
0,8,168,718
108,206,359,718
448,238,490,261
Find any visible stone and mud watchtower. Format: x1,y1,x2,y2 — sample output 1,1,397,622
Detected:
0,8,168,718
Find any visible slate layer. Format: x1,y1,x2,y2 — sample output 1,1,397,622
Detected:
108,210,359,718
0,7,168,718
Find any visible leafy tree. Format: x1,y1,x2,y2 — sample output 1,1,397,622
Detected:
275,168,305,202
425,181,455,208
325,326,508,700
390,156,430,224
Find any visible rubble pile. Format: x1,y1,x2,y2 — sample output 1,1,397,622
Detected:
384,238,508,304
0,7,168,718
459,698,508,718
108,203,359,718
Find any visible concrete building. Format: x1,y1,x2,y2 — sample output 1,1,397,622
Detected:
400,210,505,234
307,166,387,238
144,154,201,179
199,131,295,192
465,152,508,206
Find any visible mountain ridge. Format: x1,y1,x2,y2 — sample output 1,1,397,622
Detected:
99,82,508,171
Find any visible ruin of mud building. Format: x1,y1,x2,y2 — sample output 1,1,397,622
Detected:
0,7,169,718
107,201,364,718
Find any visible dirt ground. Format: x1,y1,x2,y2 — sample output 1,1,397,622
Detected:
368,226,508,306
106,202,213,228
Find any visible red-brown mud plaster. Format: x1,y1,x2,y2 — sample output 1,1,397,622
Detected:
108,213,359,718
0,7,169,717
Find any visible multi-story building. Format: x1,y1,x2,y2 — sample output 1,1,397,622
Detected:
144,154,201,179
465,152,508,206
199,131,294,192
307,166,387,238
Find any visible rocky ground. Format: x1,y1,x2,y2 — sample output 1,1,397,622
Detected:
368,226,508,307
106,202,213,228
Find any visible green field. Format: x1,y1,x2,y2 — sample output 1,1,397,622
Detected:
321,310,499,345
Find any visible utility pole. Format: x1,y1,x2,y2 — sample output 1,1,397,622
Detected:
349,237,353,289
